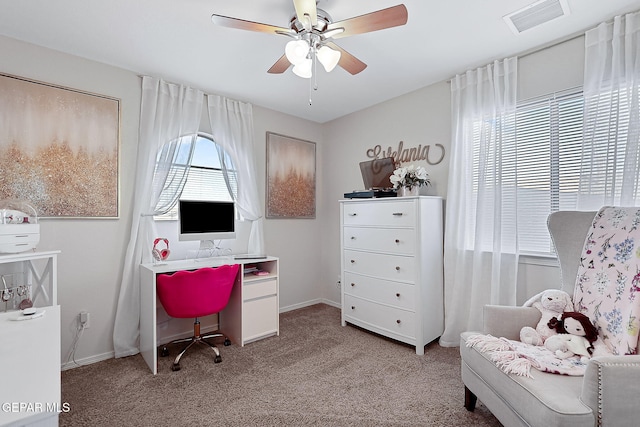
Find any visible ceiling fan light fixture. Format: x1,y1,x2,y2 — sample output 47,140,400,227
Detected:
317,45,341,72
292,58,313,78
285,39,310,65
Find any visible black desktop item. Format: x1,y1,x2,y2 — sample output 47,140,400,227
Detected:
344,158,397,198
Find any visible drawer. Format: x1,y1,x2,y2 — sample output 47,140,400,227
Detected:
243,295,278,340
343,294,416,339
343,272,415,310
0,224,40,254
342,201,415,227
343,249,415,282
343,227,416,255
243,279,277,301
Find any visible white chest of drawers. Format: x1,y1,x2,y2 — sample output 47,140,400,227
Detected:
340,196,443,355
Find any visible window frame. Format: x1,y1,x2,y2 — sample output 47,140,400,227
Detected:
154,133,237,221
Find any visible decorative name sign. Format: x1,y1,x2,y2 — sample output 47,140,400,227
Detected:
366,141,446,166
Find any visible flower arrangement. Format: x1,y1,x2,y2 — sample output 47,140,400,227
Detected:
389,164,430,190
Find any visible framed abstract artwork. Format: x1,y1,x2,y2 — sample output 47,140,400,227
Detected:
266,132,316,219
0,73,120,218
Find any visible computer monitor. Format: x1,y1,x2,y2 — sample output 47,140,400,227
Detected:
178,200,236,246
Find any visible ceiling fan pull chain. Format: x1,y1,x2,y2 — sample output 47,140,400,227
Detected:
313,47,318,92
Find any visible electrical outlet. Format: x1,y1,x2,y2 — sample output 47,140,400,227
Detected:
79,311,90,328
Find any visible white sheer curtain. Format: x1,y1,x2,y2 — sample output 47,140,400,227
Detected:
206,94,265,254
577,11,640,209
113,77,203,357
439,57,519,346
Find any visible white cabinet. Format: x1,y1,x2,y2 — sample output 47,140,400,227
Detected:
340,197,443,355
0,251,61,427
221,259,279,346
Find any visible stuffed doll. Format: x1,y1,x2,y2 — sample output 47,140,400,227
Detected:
544,312,599,362
519,289,574,346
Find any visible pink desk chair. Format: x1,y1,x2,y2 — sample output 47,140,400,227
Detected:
156,264,239,371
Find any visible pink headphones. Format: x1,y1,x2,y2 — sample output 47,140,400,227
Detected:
152,238,170,261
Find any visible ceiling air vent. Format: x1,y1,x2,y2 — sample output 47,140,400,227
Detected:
503,0,570,34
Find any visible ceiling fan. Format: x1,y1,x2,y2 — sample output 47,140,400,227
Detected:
211,0,408,78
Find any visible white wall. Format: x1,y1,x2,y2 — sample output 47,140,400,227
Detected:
0,35,325,368
252,106,325,311
320,82,451,305
0,31,589,367
0,36,141,366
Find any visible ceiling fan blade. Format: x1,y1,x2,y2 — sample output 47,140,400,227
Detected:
267,55,292,74
293,0,317,27
211,14,294,36
325,42,367,75
326,4,408,39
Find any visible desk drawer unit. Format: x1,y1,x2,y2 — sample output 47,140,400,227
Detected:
340,197,444,355
242,278,278,343
244,278,277,300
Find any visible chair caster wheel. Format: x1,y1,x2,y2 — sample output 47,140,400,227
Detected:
171,363,181,372
214,355,222,363
160,347,169,357
224,338,231,346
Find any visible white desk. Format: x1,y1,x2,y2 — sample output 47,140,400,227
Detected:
140,256,279,374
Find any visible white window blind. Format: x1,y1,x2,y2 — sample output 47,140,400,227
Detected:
156,135,237,220
515,90,584,253
472,89,584,254
579,85,640,208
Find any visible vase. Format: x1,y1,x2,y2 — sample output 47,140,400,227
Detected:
398,186,419,197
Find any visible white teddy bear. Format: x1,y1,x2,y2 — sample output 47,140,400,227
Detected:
519,289,574,346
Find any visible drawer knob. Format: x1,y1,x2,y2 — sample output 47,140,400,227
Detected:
351,306,355,310
392,212,404,216
395,239,400,243
351,283,355,287
348,213,357,216
351,260,356,264
396,319,401,324
395,266,400,271
350,236,356,240
396,293,400,297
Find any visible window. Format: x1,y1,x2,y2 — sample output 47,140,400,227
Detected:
156,134,237,220
471,89,584,255
579,85,640,208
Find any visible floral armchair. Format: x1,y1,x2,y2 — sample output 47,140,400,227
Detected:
460,209,640,427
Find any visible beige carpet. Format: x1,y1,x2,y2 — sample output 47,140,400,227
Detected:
60,304,501,426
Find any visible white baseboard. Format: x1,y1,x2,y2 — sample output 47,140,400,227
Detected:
61,324,222,371
320,298,340,309
279,298,340,313
62,350,114,371
62,301,341,370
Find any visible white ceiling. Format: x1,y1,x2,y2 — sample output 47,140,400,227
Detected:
1,0,638,123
